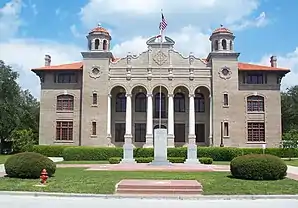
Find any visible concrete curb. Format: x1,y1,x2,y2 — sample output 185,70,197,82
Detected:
0,191,298,200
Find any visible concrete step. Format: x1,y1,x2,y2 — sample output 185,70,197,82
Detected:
116,188,203,195
115,179,203,195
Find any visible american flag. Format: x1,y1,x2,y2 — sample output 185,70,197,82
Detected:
159,13,167,31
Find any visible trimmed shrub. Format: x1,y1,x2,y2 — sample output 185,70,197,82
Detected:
109,157,121,164
230,154,287,180
31,145,298,161
4,152,56,179
199,157,213,164
63,147,123,161
32,145,72,157
108,157,185,164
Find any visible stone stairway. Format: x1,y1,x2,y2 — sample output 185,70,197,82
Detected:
115,179,203,195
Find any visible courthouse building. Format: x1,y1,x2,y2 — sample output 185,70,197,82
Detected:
32,25,290,148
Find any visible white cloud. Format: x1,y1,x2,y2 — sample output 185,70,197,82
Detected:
258,49,298,91
80,0,261,30
70,24,82,38
231,12,268,31
111,25,210,58
0,39,83,98
0,0,23,40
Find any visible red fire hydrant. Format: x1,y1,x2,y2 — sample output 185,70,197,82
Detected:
40,169,48,185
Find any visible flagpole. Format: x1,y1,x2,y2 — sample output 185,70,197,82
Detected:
159,9,163,129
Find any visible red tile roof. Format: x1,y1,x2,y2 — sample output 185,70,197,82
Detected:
31,60,290,72
89,26,110,35
212,27,233,34
238,62,289,72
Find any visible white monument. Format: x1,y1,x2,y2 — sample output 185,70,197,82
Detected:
150,128,171,165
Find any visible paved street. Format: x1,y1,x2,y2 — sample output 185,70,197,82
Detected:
1,195,298,208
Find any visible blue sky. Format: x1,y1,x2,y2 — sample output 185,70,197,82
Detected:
0,0,298,98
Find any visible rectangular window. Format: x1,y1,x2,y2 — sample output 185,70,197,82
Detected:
135,123,146,142
223,93,229,106
223,122,229,137
174,124,185,142
54,72,78,83
246,73,264,84
92,93,97,105
195,124,205,143
115,123,125,142
247,122,265,142
56,121,73,141
92,122,97,135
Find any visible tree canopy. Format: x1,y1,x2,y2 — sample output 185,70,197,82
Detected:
0,60,39,153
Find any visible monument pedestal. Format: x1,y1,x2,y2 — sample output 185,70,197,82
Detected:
150,128,171,166
120,142,136,164
184,142,200,164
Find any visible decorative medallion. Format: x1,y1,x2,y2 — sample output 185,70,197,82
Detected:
89,66,102,79
218,66,232,80
153,50,167,66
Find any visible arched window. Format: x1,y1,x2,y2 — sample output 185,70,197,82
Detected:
95,39,99,50
174,93,185,112
247,95,264,112
103,40,108,50
57,95,74,111
195,93,205,112
222,39,227,50
135,92,146,112
116,92,126,112
214,40,219,51
154,92,166,118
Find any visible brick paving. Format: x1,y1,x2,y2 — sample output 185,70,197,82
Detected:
57,163,231,172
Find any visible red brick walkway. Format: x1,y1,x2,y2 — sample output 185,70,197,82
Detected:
57,163,231,172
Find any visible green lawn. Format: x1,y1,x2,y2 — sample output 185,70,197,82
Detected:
0,168,297,195
0,155,11,164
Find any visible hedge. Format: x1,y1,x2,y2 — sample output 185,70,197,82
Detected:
31,145,298,161
32,145,72,157
109,157,185,164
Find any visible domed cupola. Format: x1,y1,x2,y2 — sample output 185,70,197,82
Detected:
87,23,112,51
209,25,235,53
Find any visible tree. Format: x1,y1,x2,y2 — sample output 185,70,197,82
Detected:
11,129,35,153
0,60,23,152
281,86,298,133
282,129,298,160
0,60,39,153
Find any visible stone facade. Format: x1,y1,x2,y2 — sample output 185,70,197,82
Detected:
32,25,290,148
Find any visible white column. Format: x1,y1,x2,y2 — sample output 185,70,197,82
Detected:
106,94,112,140
167,94,175,147
125,93,132,142
185,93,199,164
209,95,213,146
145,94,153,147
121,93,135,163
189,94,196,139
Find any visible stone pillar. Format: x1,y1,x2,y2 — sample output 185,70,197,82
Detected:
209,95,213,146
121,93,136,164
107,94,112,140
145,94,153,147
185,94,200,164
167,94,175,147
